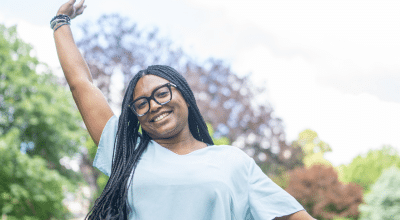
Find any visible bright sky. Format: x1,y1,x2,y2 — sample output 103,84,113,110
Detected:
1,0,399,166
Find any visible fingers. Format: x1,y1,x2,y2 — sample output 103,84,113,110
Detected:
76,5,87,16
76,0,85,8
75,0,86,16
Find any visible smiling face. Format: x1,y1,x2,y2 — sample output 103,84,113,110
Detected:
133,74,191,140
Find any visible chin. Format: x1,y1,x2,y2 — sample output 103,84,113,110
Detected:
147,122,180,139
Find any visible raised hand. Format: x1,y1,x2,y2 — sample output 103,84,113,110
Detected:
57,0,87,19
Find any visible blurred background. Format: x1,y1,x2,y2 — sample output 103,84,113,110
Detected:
1,0,399,219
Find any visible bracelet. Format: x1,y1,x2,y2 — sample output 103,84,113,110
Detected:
51,19,69,29
50,14,71,30
54,23,70,32
50,14,70,24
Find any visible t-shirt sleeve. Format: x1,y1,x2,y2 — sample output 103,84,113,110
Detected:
93,115,119,177
247,157,304,220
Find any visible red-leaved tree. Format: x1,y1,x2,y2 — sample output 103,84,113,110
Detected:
285,165,363,220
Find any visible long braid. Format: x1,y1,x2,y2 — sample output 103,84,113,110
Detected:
86,72,147,219
86,66,213,220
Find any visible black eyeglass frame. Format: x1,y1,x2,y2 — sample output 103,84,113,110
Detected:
128,82,177,117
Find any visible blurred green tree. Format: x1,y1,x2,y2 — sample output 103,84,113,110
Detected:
359,166,400,220
337,145,400,193
0,128,70,219
273,129,331,189
0,24,86,218
0,24,85,178
290,129,332,168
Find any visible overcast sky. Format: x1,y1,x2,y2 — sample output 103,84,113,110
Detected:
1,0,399,166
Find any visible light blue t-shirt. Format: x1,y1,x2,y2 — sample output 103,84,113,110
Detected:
93,115,304,220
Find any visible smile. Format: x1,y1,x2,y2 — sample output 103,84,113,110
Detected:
153,112,171,122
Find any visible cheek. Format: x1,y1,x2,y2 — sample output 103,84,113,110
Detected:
176,101,189,118
138,117,150,131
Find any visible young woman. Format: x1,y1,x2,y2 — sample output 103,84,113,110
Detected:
53,0,316,219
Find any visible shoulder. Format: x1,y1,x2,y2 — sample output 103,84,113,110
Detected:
207,145,253,166
216,145,251,158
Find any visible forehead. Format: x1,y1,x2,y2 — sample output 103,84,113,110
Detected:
133,75,170,99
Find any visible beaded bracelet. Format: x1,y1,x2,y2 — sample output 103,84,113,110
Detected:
50,14,70,24
50,14,71,31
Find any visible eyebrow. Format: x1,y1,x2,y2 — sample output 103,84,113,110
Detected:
133,83,169,101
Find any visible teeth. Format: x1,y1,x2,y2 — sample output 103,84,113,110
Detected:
154,112,170,122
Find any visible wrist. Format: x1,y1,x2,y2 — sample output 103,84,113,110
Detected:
50,14,71,32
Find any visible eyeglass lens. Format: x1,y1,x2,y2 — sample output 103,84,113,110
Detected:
133,85,172,116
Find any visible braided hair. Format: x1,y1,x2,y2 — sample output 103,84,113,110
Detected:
86,65,213,219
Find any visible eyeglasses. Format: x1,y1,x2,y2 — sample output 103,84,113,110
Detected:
128,82,177,117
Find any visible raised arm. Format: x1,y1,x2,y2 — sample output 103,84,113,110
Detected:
53,0,114,146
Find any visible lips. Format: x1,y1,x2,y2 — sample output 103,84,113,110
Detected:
150,111,172,122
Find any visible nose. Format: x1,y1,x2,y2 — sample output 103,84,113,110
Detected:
149,98,162,113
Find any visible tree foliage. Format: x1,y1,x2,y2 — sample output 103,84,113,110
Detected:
286,165,363,220
359,166,400,220
337,145,400,193
290,129,332,168
0,24,86,218
0,128,70,219
75,14,303,177
273,129,332,189
0,24,85,177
